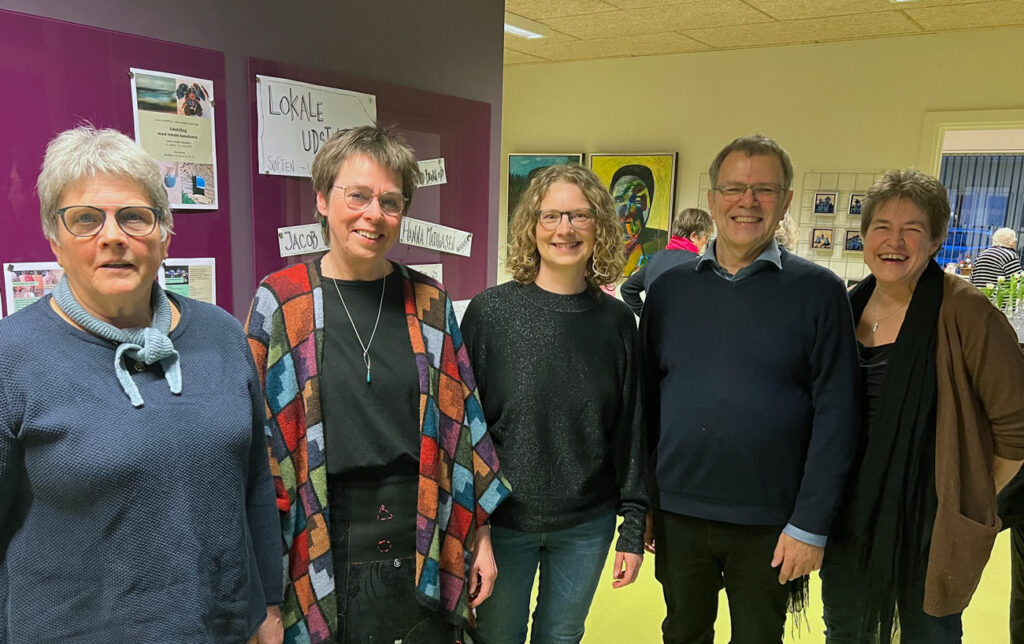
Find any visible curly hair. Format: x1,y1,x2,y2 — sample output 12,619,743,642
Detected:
507,164,625,287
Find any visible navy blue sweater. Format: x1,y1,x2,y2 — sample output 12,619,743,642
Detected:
640,251,859,535
0,295,282,643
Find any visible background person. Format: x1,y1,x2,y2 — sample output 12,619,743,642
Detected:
621,207,713,316
971,227,1023,286
462,163,647,644
246,125,508,644
821,169,1024,644
0,125,283,642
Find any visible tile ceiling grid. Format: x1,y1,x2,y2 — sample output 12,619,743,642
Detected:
503,0,1024,63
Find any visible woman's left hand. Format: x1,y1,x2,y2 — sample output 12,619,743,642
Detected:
469,524,497,607
248,605,283,644
611,551,643,588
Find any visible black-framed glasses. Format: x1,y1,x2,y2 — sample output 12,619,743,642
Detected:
332,185,406,217
712,183,787,201
56,205,160,238
536,209,595,230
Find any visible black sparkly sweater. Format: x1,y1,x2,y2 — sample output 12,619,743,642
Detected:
461,281,647,554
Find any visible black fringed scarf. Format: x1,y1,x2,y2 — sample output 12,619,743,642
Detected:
837,260,944,642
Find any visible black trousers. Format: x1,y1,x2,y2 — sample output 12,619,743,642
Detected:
1013,524,1024,644
652,509,790,644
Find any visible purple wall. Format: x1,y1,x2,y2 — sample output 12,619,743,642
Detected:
0,0,504,314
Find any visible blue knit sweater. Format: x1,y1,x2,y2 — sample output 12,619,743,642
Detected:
640,250,860,535
0,294,282,643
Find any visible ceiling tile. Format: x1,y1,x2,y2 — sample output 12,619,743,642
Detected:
505,29,577,47
505,0,618,20
741,0,990,20
504,48,547,64
905,0,1024,30
684,10,920,48
543,0,773,40
603,0,707,8
516,31,710,62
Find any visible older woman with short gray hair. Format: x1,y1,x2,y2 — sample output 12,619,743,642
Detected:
0,125,283,643
971,226,1023,286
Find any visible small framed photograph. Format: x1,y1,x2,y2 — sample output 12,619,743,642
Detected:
848,193,865,215
813,192,837,214
844,229,864,252
811,227,834,249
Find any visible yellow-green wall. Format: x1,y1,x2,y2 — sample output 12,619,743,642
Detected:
499,26,1024,280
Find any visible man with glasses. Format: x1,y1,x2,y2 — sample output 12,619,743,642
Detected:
640,134,859,643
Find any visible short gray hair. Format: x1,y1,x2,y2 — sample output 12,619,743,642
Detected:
860,168,950,256
709,134,793,189
37,125,173,242
671,208,713,239
992,227,1017,249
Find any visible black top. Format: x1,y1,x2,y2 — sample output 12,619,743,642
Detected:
460,281,648,554
858,341,893,429
319,263,420,481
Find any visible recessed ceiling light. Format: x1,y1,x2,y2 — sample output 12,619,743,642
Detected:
504,12,550,39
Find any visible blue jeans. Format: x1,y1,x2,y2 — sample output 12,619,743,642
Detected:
472,511,616,644
820,550,963,644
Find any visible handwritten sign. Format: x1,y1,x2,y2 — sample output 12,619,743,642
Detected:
417,158,447,187
408,263,443,283
400,217,472,257
256,75,376,177
278,223,328,258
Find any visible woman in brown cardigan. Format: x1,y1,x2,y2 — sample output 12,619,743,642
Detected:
820,168,1024,644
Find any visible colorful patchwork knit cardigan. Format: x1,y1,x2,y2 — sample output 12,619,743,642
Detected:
245,261,510,644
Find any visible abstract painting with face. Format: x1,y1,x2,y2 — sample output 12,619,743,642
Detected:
591,153,677,276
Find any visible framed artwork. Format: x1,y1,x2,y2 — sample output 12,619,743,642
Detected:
590,152,677,276
844,229,864,252
507,153,584,234
813,192,838,214
848,193,865,215
811,227,834,249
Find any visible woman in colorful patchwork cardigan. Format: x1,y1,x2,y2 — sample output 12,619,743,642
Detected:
246,125,509,644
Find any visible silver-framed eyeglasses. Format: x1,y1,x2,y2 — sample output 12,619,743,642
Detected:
536,208,595,230
332,184,406,217
56,205,160,238
712,183,786,202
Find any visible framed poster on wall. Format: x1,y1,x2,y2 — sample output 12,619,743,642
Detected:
590,153,677,277
506,153,584,234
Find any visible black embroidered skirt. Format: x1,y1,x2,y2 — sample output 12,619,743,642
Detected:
327,475,459,644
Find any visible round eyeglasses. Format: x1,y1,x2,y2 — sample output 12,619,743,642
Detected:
56,205,160,238
332,185,406,217
536,209,595,231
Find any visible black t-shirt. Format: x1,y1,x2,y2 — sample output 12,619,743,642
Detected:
318,263,419,482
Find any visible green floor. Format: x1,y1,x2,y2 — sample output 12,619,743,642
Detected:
575,531,1012,643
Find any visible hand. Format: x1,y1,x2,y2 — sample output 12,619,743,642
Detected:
770,532,823,585
469,525,497,607
611,551,643,588
644,511,656,554
254,605,283,644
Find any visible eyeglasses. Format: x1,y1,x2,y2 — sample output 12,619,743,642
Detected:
712,183,787,202
536,209,595,230
56,205,160,238
332,185,406,217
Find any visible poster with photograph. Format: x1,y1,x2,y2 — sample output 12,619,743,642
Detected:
131,68,218,210
3,262,63,314
813,192,838,214
811,228,835,249
158,257,216,305
849,193,865,215
590,153,677,277
844,230,864,252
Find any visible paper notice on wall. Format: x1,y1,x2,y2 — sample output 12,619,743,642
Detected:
256,75,377,178
417,158,447,187
399,217,472,257
452,300,470,325
278,223,329,258
158,258,216,305
409,263,443,283
3,261,63,315
130,68,218,210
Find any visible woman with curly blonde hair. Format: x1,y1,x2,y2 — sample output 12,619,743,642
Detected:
461,163,648,643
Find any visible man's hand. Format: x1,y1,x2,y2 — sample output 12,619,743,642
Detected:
249,605,283,644
611,551,643,588
644,511,656,554
770,532,823,584
468,525,497,607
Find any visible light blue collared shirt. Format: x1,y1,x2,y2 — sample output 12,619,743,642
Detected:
695,237,827,549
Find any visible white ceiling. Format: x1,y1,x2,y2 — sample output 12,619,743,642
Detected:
503,0,1024,64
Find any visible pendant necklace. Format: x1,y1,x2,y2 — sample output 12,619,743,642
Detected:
330,274,386,384
871,300,909,333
